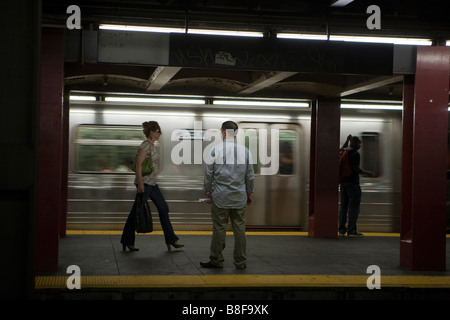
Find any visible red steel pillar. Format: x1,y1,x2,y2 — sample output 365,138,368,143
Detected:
308,98,341,238
60,91,70,238
36,28,65,271
400,74,414,260
400,46,449,271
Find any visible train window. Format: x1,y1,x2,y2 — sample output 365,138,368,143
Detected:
361,132,380,177
76,126,144,141
75,125,148,173
279,131,296,175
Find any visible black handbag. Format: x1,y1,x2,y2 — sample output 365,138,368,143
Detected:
135,192,153,233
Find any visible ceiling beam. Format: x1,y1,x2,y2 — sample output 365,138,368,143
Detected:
239,71,297,94
330,0,354,7
335,75,404,97
146,66,181,92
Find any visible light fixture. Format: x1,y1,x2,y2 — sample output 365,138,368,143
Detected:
329,35,432,46
276,33,328,40
213,100,309,108
276,33,432,46
99,24,185,33
99,24,263,37
341,103,402,110
104,97,205,104
203,113,292,120
187,29,264,38
69,95,97,101
70,108,196,117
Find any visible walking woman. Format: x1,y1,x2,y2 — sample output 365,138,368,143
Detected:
121,121,183,252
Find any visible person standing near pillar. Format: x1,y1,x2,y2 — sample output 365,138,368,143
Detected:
339,135,375,237
201,121,254,269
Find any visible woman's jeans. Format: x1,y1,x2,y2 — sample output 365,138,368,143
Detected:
121,184,179,246
339,183,362,234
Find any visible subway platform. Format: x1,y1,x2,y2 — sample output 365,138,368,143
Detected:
34,231,450,301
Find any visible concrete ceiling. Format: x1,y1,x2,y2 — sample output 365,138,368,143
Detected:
43,0,450,102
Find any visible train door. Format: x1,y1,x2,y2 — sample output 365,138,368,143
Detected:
239,122,303,228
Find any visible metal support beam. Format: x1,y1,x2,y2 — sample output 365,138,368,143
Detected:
0,0,41,299
146,66,181,91
336,75,403,97
60,91,70,238
239,71,297,94
308,98,341,238
36,28,65,272
169,34,394,75
400,46,449,271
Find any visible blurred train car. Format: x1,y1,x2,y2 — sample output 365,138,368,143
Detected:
68,98,405,232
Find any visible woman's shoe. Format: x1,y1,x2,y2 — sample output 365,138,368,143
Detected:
122,244,139,251
167,242,184,252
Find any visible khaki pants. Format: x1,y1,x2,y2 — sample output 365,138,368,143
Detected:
210,202,247,268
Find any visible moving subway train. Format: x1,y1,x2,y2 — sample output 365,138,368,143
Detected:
68,97,407,232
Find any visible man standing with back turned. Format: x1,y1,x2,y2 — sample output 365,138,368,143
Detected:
339,134,375,237
201,121,254,269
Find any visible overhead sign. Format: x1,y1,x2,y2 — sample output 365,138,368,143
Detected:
169,34,394,75
98,30,170,65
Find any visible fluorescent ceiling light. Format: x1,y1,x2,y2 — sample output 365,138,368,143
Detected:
105,97,205,104
188,29,263,37
330,35,432,46
276,33,431,45
203,113,291,119
213,100,309,108
277,33,327,40
341,104,402,110
99,110,196,117
99,24,185,33
70,108,96,114
70,108,195,117
99,24,263,37
69,95,96,101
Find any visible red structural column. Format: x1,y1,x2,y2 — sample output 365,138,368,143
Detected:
36,28,65,271
400,75,414,253
308,98,341,238
60,91,70,238
400,46,450,271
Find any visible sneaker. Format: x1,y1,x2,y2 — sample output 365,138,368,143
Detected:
347,231,364,237
339,232,346,237
235,264,246,270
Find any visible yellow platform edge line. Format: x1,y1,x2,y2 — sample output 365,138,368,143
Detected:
65,230,411,237
65,230,450,238
35,275,450,289
65,230,309,236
